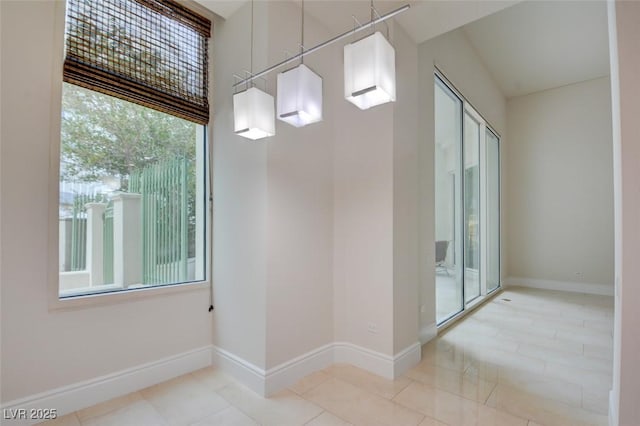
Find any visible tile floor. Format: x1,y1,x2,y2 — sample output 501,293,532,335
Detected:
42,287,613,426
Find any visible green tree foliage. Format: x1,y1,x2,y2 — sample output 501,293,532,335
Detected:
61,83,196,189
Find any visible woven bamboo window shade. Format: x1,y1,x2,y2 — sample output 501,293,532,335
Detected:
64,0,211,125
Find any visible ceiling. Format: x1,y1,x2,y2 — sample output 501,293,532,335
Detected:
195,0,610,99
277,0,519,46
462,0,610,98
194,0,519,44
192,0,245,19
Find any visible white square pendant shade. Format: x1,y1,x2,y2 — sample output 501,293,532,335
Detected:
277,64,323,127
344,31,396,110
233,87,275,140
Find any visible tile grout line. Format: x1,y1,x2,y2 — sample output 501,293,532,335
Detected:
212,384,266,426
302,410,326,425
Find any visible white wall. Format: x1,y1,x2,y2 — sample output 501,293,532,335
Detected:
0,1,213,403
506,77,614,289
332,21,421,358
331,52,395,356
417,28,507,333
211,0,269,371
393,24,420,354
608,1,640,424
264,1,335,368
212,0,336,370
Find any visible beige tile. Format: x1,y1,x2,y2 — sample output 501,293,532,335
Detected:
289,370,332,395
584,319,613,334
418,342,467,373
442,328,520,353
417,416,448,426
470,310,534,330
544,361,612,390
323,364,412,399
511,308,585,328
527,421,544,426
486,369,583,408
394,380,469,424
217,383,323,426
486,383,607,426
189,406,258,426
405,362,496,403
76,392,143,422
574,305,613,320
37,413,81,426
462,347,546,383
305,378,424,426
442,320,500,341
498,331,584,355
140,374,229,426
582,387,609,415
490,318,558,340
584,343,613,361
518,343,611,375
190,367,234,392
421,339,454,355
555,328,612,348
305,411,352,426
81,400,168,426
393,381,526,426
476,405,529,426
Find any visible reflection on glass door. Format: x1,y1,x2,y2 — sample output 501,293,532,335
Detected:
434,72,501,326
434,76,463,324
464,111,481,303
486,130,500,293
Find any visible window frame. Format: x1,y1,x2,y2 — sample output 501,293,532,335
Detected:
48,0,215,310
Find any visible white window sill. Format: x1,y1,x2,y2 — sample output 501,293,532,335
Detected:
48,280,209,312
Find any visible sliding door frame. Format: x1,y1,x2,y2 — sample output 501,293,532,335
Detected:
434,68,502,326
485,127,501,294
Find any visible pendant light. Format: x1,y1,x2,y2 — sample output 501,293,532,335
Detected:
344,1,396,110
277,0,323,127
234,0,275,140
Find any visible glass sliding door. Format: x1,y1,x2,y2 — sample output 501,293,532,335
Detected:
486,129,500,292
463,111,481,303
434,76,463,324
434,72,501,326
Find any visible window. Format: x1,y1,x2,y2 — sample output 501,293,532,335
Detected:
58,0,211,298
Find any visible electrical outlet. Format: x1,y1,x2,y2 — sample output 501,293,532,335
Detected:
367,322,378,334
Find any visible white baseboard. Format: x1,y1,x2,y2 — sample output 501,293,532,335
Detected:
505,276,614,296
334,342,395,379
392,342,421,379
264,343,334,396
212,346,266,396
609,389,617,426
0,345,213,426
2,339,422,422
215,341,421,395
419,322,438,345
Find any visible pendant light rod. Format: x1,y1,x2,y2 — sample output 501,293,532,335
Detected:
300,0,305,64
250,0,254,75
233,3,410,88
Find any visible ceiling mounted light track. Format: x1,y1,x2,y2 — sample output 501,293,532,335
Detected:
232,3,410,89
